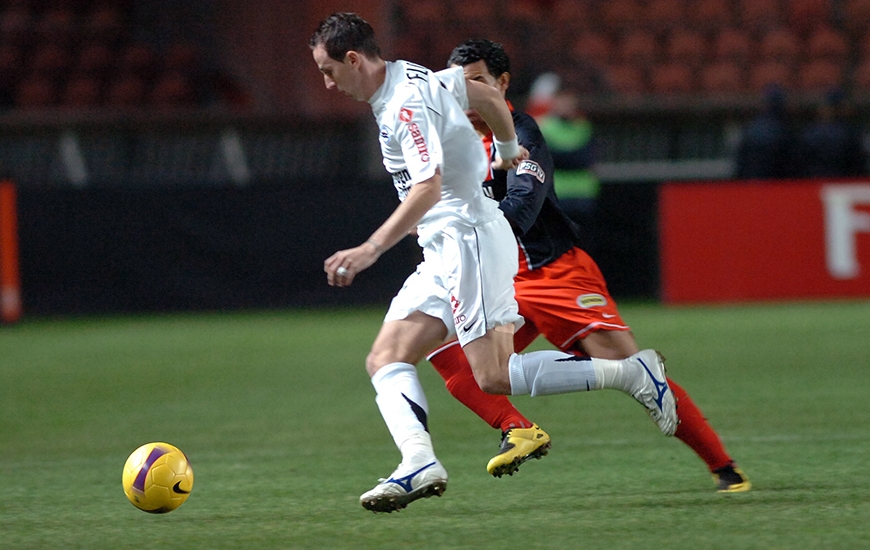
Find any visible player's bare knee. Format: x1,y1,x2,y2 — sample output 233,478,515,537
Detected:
473,370,510,395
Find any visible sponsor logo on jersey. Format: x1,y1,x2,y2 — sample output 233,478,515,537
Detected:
379,124,390,143
407,122,430,163
577,293,607,308
399,108,413,122
391,169,412,200
516,160,545,183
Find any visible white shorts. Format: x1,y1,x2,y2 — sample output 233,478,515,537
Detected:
384,216,523,346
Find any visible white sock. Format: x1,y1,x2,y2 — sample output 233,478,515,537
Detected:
508,351,640,397
370,362,435,464
508,350,597,396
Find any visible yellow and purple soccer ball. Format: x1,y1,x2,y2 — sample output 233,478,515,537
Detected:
122,442,194,513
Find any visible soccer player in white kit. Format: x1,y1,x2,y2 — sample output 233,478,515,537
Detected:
310,12,677,513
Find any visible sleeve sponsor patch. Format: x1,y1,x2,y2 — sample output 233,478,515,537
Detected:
516,160,545,183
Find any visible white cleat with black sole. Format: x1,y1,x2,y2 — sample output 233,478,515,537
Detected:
360,460,448,513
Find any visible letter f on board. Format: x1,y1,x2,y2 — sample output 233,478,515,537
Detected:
821,185,870,279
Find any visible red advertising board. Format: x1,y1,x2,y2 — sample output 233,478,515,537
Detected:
659,180,870,303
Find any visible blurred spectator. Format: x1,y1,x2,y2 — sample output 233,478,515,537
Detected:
536,86,601,251
795,89,867,178
734,85,798,179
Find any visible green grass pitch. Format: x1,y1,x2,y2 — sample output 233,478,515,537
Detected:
2,300,869,549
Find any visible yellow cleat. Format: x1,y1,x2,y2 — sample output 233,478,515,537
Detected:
713,464,752,493
486,424,551,478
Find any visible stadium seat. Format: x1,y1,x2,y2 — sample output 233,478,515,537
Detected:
759,27,800,64
788,0,833,32
796,59,844,92
552,0,596,22
29,43,72,75
644,0,685,31
116,43,160,80
748,60,794,92
400,0,448,24
684,0,733,30
650,61,695,94
699,61,746,94
0,5,33,47
616,29,660,66
664,28,707,67
149,71,197,108
454,0,494,20
105,74,146,107
604,63,648,95
61,75,102,108
852,59,870,89
75,42,115,77
14,75,57,109
33,7,76,46
82,5,125,45
806,25,850,62
712,27,754,63
738,0,783,30
164,42,200,73
601,0,644,30
570,31,613,68
843,0,870,33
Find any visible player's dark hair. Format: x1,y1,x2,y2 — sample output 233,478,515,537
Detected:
309,12,381,61
447,38,511,78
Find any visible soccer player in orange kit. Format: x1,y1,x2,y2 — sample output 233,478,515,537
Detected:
429,38,750,492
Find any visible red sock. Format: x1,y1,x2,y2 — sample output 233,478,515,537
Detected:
429,342,532,432
669,378,733,471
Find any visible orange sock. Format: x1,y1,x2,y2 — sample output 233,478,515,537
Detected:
669,378,733,472
429,342,532,432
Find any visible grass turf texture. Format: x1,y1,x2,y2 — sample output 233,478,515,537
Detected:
1,301,869,549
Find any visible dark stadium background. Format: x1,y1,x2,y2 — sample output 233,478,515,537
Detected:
2,0,868,315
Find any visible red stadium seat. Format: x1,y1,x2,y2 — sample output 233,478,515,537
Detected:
806,25,850,62
852,59,870,89
601,0,645,30
712,28,754,63
650,61,695,94
604,63,648,95
75,42,115,77
570,31,613,68
105,74,146,107
149,71,197,108
616,29,660,66
699,61,746,94
664,28,707,67
684,0,733,30
748,60,794,92
644,0,685,31
15,75,57,109
738,0,783,30
843,0,870,32
61,75,102,108
759,27,800,64
796,59,844,92
29,43,72,75
788,0,833,32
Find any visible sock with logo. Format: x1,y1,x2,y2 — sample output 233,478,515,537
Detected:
429,341,532,431
668,378,733,471
371,362,435,464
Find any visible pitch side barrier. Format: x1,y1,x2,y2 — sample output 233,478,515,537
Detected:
659,179,870,303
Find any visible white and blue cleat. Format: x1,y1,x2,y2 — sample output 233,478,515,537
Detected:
360,460,448,513
632,350,679,436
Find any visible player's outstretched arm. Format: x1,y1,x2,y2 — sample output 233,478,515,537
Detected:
325,173,442,287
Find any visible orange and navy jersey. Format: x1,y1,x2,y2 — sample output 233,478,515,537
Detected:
481,109,585,270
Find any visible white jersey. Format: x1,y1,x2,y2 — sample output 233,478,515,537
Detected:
368,61,503,246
